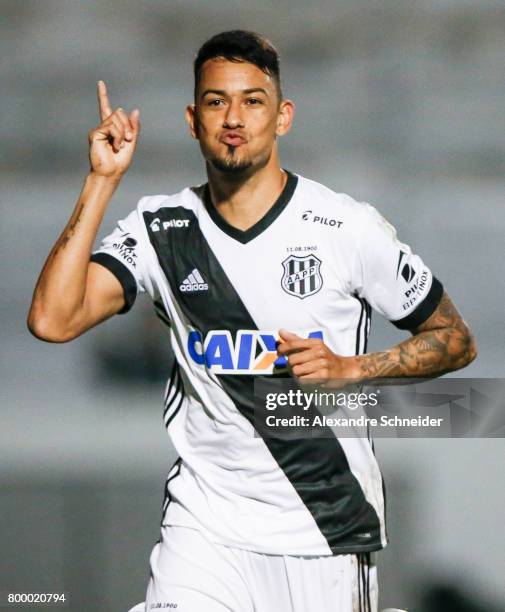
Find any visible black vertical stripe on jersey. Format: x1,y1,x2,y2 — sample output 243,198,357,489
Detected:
155,309,170,328
165,394,184,428
381,476,388,546
162,457,182,517
299,258,306,296
309,257,316,293
357,554,363,612
154,299,171,328
288,258,295,294
164,361,179,403
355,298,365,355
155,323,185,428
365,552,372,612
163,361,185,428
164,370,185,428
163,368,182,421
354,296,371,355
363,301,371,354
144,206,382,553
355,296,385,559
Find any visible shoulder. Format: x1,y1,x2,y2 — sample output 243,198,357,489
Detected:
135,184,204,215
293,172,387,228
295,173,366,211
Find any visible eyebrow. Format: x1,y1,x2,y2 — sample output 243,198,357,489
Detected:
201,87,269,98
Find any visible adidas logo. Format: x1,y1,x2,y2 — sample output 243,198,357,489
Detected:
179,269,208,292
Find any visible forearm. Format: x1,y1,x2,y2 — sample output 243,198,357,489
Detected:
350,325,477,382
28,172,120,337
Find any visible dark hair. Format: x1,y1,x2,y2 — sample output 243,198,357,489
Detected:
194,30,282,100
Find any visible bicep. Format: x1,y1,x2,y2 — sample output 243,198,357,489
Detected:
410,291,469,335
84,207,147,332
407,290,478,367
80,262,126,331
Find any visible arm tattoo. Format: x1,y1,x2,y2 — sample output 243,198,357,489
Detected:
357,292,477,381
51,202,84,257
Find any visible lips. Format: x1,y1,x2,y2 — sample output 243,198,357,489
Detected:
220,133,247,146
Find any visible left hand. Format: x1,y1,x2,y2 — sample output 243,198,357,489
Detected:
276,329,360,387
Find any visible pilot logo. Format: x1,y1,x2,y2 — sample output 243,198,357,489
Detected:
401,263,416,283
123,236,137,248
281,255,323,299
150,217,190,233
301,210,343,228
396,250,416,283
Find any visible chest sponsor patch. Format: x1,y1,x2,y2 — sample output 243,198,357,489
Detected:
281,255,323,299
187,329,324,375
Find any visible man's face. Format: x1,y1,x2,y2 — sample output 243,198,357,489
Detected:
186,58,292,174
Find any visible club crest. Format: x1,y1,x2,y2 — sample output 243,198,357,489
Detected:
281,255,323,299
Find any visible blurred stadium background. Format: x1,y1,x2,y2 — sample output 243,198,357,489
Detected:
1,1,504,610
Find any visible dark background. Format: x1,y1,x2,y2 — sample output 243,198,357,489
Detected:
1,1,504,610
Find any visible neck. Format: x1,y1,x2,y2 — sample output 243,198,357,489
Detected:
206,149,287,232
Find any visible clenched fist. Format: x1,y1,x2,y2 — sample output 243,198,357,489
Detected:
88,81,140,178
277,329,361,388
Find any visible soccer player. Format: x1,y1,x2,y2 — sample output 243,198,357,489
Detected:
28,30,477,612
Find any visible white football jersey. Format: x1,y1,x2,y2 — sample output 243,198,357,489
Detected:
91,171,443,556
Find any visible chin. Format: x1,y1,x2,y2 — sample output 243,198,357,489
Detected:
210,156,253,174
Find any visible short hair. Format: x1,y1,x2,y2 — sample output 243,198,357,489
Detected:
194,30,282,100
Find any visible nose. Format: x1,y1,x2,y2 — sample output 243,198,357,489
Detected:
223,98,244,129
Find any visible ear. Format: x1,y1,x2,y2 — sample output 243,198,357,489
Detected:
185,104,199,139
275,99,295,137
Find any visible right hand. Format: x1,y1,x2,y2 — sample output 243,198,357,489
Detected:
88,81,140,178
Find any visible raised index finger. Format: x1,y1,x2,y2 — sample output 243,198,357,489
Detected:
97,80,112,121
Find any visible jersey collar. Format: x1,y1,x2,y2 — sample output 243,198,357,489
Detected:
203,170,298,244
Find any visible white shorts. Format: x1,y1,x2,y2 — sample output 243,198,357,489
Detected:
142,525,378,612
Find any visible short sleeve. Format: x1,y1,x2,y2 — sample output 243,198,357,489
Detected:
351,202,443,330
90,208,147,314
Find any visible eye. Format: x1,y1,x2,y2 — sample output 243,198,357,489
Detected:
207,99,224,107
246,98,263,105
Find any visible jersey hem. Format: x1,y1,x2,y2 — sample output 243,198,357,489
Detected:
329,541,385,555
161,518,386,557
